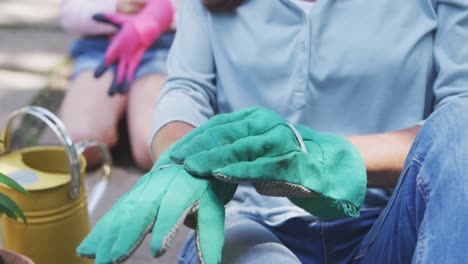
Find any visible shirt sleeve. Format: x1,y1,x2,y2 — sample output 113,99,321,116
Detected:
417,0,468,126
149,0,217,147
432,0,468,108
60,0,118,35
169,0,179,30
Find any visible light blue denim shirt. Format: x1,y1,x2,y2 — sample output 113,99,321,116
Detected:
152,0,468,224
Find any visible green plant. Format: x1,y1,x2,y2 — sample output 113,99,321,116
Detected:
0,139,27,223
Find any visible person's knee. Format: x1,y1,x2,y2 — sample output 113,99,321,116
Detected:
414,99,468,185
437,99,468,160
179,218,301,264
221,217,300,263
426,99,468,132
446,99,468,129
67,125,119,148
222,243,301,264
60,70,126,147
67,127,118,169
415,99,468,153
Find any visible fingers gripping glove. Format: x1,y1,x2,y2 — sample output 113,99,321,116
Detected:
77,146,237,264
170,107,367,219
93,0,174,96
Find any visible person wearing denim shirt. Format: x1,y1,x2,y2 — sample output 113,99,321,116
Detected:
148,0,468,263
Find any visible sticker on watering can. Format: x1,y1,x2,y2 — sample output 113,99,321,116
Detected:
8,169,39,185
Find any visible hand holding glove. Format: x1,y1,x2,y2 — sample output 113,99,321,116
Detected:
117,0,148,15
77,147,237,264
93,0,174,95
170,107,367,219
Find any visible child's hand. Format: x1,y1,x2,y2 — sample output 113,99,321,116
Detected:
117,0,148,14
93,0,174,95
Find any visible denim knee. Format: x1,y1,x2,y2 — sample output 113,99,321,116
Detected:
425,99,468,135
414,99,468,158
410,98,468,193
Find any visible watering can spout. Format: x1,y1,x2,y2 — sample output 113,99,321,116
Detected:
75,141,112,214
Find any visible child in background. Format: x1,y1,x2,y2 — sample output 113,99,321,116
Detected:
59,0,177,170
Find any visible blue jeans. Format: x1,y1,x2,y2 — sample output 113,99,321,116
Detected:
69,31,175,80
179,99,468,263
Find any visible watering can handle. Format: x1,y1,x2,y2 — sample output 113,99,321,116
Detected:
75,141,112,214
1,106,87,200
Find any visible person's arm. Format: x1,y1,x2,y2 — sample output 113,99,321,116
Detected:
151,121,194,159
347,125,420,188
430,0,468,109
149,0,217,160
350,0,468,188
60,0,118,35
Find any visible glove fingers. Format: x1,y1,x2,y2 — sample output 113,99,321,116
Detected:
183,125,299,177
92,13,127,28
77,202,124,258
77,221,106,257
171,110,287,164
116,47,144,95
108,169,179,261
116,57,128,85
110,207,159,262
171,120,253,165
213,152,322,198
150,169,211,257
108,71,119,96
94,61,109,78
114,58,129,94
126,47,145,84
195,194,226,264
77,189,135,257
170,107,262,163
103,36,124,66
117,76,129,95
94,224,120,264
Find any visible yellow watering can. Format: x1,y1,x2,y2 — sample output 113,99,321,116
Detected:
0,106,112,264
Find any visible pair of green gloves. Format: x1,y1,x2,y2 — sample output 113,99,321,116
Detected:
77,107,367,264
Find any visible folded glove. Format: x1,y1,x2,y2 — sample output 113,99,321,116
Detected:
93,0,174,95
77,147,237,264
170,107,367,219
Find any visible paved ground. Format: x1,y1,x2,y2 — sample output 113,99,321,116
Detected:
0,0,188,263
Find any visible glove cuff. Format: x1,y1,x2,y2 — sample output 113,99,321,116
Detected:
286,122,308,153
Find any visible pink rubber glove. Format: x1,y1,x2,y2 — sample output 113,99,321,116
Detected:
93,0,174,96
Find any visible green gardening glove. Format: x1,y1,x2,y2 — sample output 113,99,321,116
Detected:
170,107,367,219
77,147,237,264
